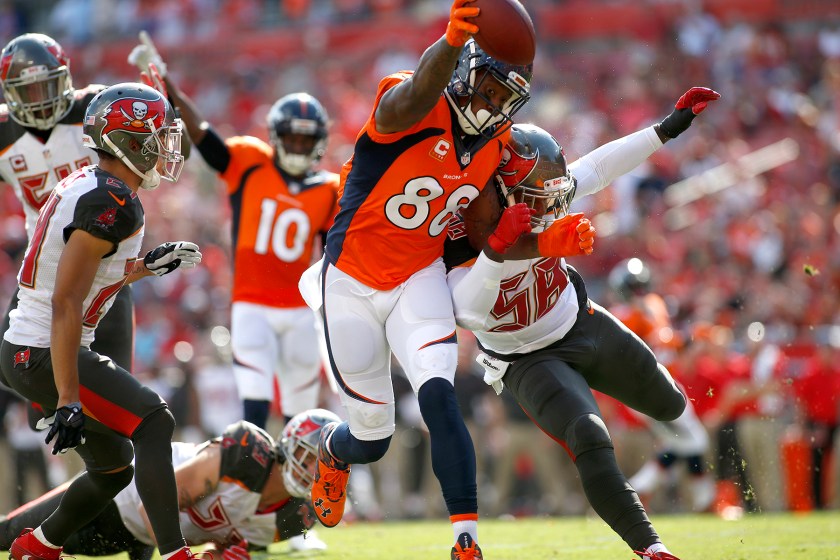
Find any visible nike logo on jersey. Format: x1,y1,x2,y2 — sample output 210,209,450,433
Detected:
108,191,126,206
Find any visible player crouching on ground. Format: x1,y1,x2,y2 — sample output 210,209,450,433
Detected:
0,410,340,559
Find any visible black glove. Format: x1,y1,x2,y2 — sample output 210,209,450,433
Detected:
42,402,86,455
144,241,202,276
658,87,721,139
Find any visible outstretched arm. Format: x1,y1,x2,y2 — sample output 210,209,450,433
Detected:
374,0,479,133
128,32,230,172
572,86,721,200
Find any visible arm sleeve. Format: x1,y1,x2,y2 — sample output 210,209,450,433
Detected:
569,126,662,201
447,252,505,331
196,127,231,174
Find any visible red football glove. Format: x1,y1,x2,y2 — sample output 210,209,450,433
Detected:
487,203,535,254
536,213,596,257
140,62,169,99
446,0,480,48
222,540,250,560
658,86,721,139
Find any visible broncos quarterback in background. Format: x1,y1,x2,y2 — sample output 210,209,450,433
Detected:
0,409,341,559
127,34,340,431
444,87,720,560
0,33,136,373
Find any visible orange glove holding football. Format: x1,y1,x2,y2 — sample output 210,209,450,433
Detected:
536,213,596,257
446,0,480,48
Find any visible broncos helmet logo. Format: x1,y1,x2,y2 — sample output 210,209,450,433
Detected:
498,145,538,189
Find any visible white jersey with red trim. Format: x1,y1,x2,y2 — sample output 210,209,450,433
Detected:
114,422,278,548
445,126,665,356
3,166,144,348
0,86,103,240
448,253,579,355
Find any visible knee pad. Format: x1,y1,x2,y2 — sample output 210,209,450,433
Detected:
134,407,176,441
565,413,613,457
411,344,456,386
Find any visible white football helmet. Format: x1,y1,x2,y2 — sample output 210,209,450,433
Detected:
278,408,341,498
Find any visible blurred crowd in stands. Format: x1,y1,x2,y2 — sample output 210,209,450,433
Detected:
1,0,839,523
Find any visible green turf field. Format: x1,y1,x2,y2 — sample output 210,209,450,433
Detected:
5,512,840,559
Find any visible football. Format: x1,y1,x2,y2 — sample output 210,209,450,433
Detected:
470,0,536,66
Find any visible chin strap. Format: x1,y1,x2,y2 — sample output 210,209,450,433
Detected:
103,133,159,188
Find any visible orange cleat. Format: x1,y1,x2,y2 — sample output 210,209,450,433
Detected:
310,422,351,528
451,532,483,560
10,529,62,560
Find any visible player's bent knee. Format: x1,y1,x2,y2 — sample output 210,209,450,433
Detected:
133,406,176,441
346,401,395,442
565,413,613,457
649,365,686,421
411,344,457,387
89,463,134,489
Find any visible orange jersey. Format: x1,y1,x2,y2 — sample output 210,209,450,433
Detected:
221,136,339,307
325,72,510,290
612,293,682,351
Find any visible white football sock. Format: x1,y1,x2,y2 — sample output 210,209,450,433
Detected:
452,520,478,544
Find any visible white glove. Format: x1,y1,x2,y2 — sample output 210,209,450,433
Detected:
144,241,202,276
128,30,167,78
476,352,509,396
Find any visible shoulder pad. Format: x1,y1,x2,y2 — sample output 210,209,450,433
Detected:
62,85,107,125
302,170,340,189
68,174,144,246
218,421,276,493
226,136,273,158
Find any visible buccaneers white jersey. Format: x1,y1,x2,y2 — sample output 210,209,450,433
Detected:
114,421,278,548
4,166,144,348
444,125,665,355
448,253,579,355
0,85,103,240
